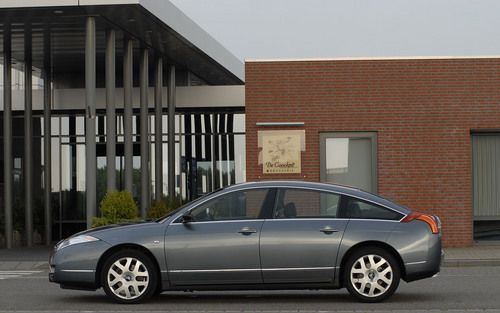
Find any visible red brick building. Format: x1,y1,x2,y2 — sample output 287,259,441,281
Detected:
245,57,500,247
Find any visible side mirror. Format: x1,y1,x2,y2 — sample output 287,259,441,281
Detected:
181,214,194,224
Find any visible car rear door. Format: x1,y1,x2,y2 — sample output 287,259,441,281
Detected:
260,188,348,283
164,188,275,286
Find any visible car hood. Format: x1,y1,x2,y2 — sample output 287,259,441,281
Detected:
69,221,154,238
83,221,165,246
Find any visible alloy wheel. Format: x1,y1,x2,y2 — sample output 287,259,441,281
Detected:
350,254,393,298
106,257,150,300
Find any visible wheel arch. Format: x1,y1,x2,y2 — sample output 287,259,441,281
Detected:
338,241,406,287
95,243,161,289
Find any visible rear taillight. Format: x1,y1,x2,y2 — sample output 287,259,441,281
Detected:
402,212,441,234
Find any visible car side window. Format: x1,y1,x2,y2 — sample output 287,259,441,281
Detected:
188,189,272,222
345,197,403,220
274,188,341,218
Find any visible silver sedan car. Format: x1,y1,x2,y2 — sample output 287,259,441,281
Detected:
49,181,443,304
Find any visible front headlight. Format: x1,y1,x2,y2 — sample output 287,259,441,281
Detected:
56,235,100,251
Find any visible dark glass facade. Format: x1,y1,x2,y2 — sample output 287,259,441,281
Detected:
0,4,244,248
0,109,245,244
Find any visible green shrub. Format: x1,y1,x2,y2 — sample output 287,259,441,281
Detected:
147,195,185,219
91,217,112,228
147,199,171,219
92,191,139,227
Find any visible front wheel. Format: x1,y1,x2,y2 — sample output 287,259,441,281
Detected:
344,247,401,302
101,249,158,304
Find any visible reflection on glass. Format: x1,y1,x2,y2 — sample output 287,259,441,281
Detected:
233,114,246,133
234,134,246,184
51,137,60,192
3,109,245,244
76,117,85,135
326,138,349,174
51,117,60,136
58,143,86,239
197,161,213,195
324,137,373,192
61,144,71,191
97,156,107,212
61,117,69,136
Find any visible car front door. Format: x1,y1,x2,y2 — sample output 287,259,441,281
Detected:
164,188,275,286
260,188,348,283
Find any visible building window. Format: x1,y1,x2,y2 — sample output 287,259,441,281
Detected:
320,132,377,193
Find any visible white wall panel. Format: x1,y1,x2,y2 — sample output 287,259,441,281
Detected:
4,85,244,111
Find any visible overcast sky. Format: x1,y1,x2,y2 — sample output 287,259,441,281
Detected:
170,0,500,61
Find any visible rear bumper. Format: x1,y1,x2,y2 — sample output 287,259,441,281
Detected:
404,239,443,282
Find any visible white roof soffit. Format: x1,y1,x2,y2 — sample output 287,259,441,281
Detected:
137,0,244,82
0,0,244,84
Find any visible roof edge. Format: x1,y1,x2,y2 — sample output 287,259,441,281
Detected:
245,55,500,63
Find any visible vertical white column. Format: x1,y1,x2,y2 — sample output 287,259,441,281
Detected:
167,65,176,198
123,38,134,193
106,29,116,192
43,27,52,245
24,24,33,246
85,17,97,229
3,24,13,248
140,48,149,218
154,57,163,200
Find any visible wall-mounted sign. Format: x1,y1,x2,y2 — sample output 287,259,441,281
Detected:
259,130,305,174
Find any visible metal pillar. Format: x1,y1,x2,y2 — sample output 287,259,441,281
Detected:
123,38,133,193
106,29,116,192
43,27,52,245
154,57,163,201
167,65,176,198
140,48,149,218
24,25,33,247
85,17,97,229
3,24,13,248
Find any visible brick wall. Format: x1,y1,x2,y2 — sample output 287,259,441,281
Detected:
245,58,500,247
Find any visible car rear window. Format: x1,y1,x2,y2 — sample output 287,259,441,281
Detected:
345,197,403,220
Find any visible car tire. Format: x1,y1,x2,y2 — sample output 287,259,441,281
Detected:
101,249,158,304
344,247,401,303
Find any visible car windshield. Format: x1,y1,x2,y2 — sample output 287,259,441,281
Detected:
155,203,190,223
155,188,224,223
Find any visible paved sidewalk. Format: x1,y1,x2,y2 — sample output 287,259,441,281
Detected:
1,243,500,270
444,242,500,267
0,246,51,270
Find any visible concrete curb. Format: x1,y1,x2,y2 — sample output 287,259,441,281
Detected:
443,259,500,267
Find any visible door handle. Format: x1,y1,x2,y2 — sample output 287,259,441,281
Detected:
238,227,257,235
320,226,339,234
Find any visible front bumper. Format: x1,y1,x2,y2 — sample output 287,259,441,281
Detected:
49,239,111,290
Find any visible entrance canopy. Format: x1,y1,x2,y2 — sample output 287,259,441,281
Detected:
0,0,244,85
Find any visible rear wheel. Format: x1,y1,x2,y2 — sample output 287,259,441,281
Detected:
101,249,158,304
344,247,400,302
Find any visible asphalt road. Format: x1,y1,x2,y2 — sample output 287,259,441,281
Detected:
0,266,499,313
